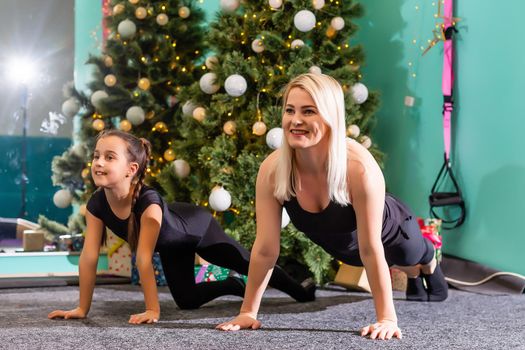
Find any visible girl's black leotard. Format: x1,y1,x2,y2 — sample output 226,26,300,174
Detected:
283,193,434,267
87,186,314,308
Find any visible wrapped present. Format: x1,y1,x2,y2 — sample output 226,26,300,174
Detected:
131,252,168,286
333,263,371,292
106,229,132,277
194,264,232,283
417,217,443,263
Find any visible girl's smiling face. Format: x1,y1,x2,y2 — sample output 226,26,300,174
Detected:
91,136,136,188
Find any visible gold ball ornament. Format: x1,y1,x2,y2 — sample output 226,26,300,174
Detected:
120,119,132,132
81,167,91,179
146,110,155,120
104,55,114,67
178,6,190,18
113,4,125,15
192,107,206,122
154,121,168,132
128,0,139,4
104,74,117,87
135,7,147,19
138,77,151,90
156,13,169,26
164,149,176,162
223,121,237,135
92,119,105,131
252,121,267,136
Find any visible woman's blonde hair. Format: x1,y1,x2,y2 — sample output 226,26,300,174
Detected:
274,73,350,206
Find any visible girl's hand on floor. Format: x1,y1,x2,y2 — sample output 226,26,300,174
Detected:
48,307,86,320
216,313,261,331
360,320,402,340
128,310,160,324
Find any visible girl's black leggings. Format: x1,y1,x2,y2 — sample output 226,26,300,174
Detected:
158,219,311,309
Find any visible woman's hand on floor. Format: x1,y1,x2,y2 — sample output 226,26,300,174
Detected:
360,320,402,340
48,307,86,320
216,313,261,331
128,309,160,324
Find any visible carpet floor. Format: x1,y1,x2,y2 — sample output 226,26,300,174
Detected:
0,284,523,350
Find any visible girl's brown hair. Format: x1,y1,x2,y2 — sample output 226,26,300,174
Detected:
95,129,152,251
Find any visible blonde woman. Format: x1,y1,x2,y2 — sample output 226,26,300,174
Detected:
217,74,447,340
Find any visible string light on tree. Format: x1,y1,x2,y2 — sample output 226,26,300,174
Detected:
90,90,108,110
223,120,237,135
199,72,220,94
209,186,232,212
220,0,240,13
266,127,283,149
53,189,73,208
104,74,117,87
61,98,80,118
178,6,190,18
294,10,316,32
224,74,247,97
156,13,169,26
120,119,132,132
126,106,145,125
117,19,137,39
172,159,190,178
351,82,369,104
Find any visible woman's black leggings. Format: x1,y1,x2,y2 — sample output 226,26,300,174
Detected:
158,219,311,310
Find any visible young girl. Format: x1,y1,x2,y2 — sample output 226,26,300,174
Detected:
216,74,448,340
48,130,314,324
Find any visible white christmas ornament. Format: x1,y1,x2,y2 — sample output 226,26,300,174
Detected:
269,0,283,9
209,186,232,212
220,0,240,13
312,0,325,10
205,56,219,69
224,74,247,97
347,124,360,138
172,159,190,178
90,90,108,110
53,189,73,208
281,208,290,228
294,10,316,32
331,16,345,31
182,100,197,116
117,19,137,40
351,82,369,104
126,106,145,125
251,38,265,53
361,136,372,149
309,65,322,75
156,13,169,26
291,39,305,49
266,127,284,149
199,72,220,94
61,98,80,118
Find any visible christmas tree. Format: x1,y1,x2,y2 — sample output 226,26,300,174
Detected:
49,0,207,232
157,0,381,282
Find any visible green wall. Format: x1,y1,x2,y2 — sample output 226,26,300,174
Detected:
75,1,524,275
356,0,525,275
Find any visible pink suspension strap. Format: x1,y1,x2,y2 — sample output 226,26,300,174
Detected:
429,0,465,229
